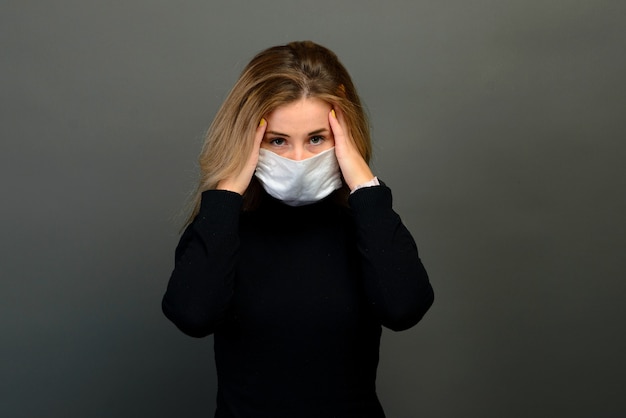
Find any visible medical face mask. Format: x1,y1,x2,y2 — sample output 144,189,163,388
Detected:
254,147,343,206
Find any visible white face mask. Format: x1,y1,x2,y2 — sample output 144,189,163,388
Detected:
254,147,343,206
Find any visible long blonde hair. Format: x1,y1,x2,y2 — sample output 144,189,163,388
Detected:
186,40,371,224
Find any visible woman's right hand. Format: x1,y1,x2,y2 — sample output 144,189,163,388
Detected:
216,118,266,195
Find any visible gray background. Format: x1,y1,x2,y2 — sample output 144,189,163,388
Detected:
2,1,625,417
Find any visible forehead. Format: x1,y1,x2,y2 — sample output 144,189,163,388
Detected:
267,97,331,130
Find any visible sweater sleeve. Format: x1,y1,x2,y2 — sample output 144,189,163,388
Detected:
162,190,243,338
348,184,434,331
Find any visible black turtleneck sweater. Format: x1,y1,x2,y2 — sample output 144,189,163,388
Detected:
162,184,434,418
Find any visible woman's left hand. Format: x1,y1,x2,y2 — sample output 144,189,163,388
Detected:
329,108,375,191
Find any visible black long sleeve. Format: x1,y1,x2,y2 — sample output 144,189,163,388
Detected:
162,184,433,417
348,185,434,331
162,190,243,337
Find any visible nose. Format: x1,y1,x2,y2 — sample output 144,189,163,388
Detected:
285,144,312,161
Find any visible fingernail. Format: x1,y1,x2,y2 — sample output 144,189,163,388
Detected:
259,118,266,127
331,109,336,118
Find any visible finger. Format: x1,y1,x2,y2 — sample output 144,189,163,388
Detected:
329,109,347,145
330,108,359,158
255,118,267,146
247,118,266,166
329,109,374,189
333,107,346,125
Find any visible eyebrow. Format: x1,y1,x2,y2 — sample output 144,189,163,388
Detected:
265,128,329,137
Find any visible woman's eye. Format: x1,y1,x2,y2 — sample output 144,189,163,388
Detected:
310,136,324,145
270,138,286,146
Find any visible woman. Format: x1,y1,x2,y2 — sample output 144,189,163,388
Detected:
162,40,434,418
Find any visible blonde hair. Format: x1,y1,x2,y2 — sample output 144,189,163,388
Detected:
186,40,371,224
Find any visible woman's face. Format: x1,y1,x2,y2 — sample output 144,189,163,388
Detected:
261,97,335,161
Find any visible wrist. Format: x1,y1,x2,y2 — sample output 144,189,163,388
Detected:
344,163,375,191
350,176,379,194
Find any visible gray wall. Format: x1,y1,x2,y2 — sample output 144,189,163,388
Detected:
2,1,625,417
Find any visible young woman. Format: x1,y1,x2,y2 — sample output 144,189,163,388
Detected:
162,40,434,418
